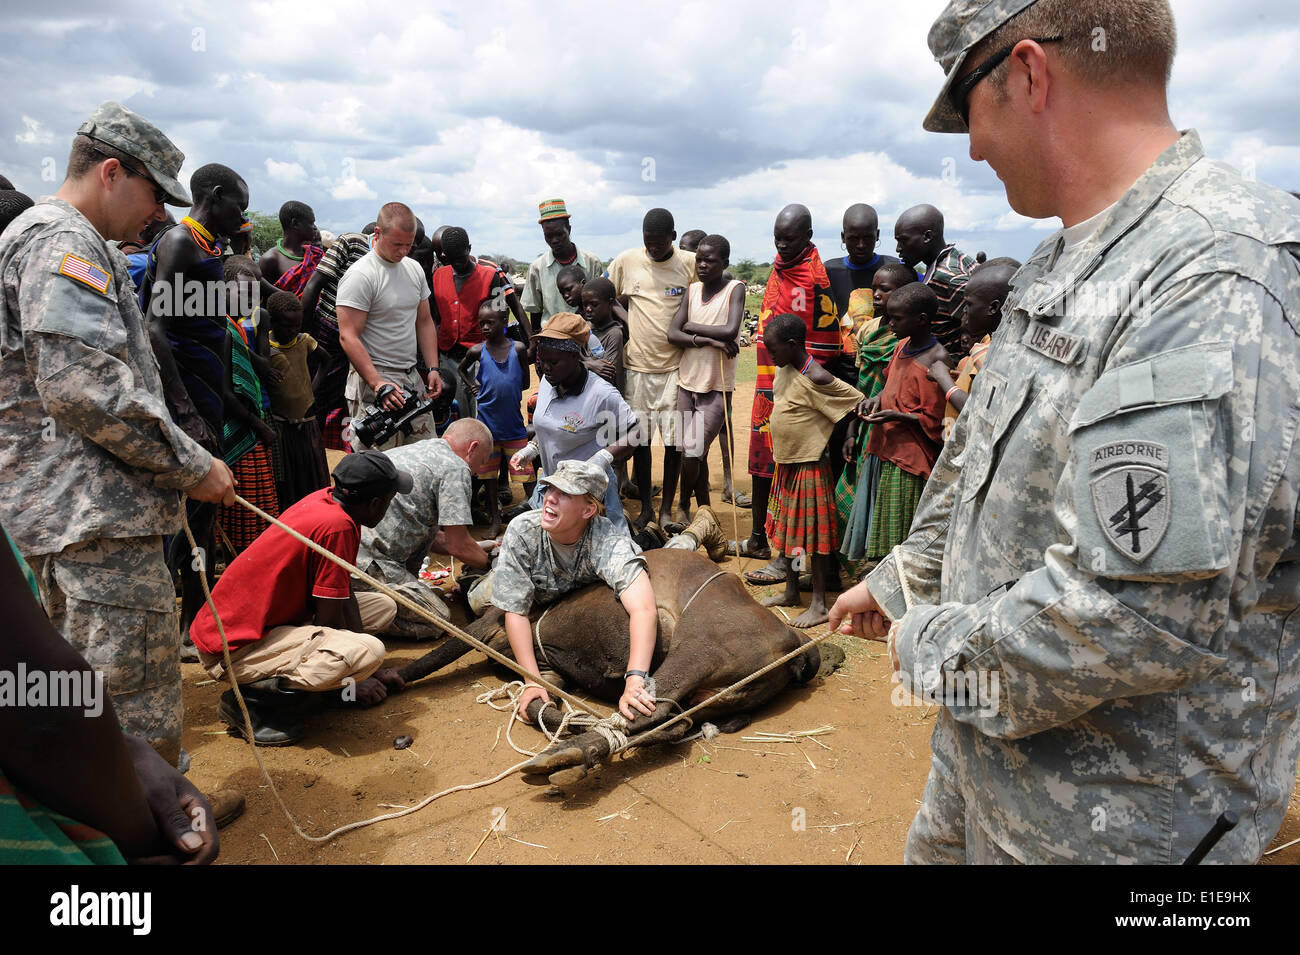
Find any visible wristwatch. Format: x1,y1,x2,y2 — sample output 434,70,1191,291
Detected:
624,670,649,681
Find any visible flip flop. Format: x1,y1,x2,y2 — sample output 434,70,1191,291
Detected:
722,490,752,508
724,538,771,561
745,556,790,586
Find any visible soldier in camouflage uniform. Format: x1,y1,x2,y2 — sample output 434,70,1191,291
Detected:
0,102,236,766
353,419,498,638
484,459,661,722
829,0,1300,863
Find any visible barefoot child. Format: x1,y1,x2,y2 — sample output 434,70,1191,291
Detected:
837,261,918,562
458,299,531,537
861,283,948,559
760,313,865,628
667,234,744,522
266,291,331,510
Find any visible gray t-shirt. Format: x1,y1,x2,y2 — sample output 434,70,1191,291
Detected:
335,250,430,369
357,438,474,582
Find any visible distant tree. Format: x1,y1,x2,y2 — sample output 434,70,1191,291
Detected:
247,211,282,257
733,258,759,283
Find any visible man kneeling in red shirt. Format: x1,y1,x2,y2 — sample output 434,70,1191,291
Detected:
191,451,411,745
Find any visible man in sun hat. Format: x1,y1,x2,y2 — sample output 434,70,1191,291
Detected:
521,199,606,334
0,101,235,768
829,0,1300,864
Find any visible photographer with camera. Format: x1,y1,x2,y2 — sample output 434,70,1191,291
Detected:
336,201,443,451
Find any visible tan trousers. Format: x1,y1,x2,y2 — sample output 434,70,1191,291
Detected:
201,592,397,691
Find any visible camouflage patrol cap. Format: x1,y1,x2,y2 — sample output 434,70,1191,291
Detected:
537,459,609,500
77,101,192,206
923,0,1043,134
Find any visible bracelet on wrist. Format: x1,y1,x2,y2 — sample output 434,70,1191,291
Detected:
945,385,961,403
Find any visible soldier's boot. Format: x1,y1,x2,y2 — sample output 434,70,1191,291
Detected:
205,788,246,829
667,506,728,562
219,679,313,746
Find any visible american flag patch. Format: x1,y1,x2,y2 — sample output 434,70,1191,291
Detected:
58,253,111,294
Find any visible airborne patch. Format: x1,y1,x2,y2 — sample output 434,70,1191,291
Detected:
1091,465,1170,562
57,253,111,294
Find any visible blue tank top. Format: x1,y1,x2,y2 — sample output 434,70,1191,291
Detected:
475,344,527,442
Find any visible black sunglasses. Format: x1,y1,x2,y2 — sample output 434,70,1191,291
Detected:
91,144,168,204
949,36,1062,126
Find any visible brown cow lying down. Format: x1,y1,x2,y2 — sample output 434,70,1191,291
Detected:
396,548,842,786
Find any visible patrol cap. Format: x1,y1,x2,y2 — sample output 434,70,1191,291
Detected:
77,101,192,206
534,311,590,353
332,450,414,497
923,0,1043,134
537,459,609,499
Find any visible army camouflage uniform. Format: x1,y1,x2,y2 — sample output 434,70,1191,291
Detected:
486,510,646,617
0,197,211,765
352,438,476,637
866,131,1300,864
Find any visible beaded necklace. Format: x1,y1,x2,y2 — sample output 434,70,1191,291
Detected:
181,216,221,257
275,238,304,261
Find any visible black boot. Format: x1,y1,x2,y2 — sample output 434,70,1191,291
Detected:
219,679,311,746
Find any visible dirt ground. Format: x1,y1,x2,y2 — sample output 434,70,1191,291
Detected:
186,351,1300,865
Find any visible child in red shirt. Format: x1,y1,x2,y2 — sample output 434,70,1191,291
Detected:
862,283,948,559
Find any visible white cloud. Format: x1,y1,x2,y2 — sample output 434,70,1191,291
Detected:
330,175,377,200
15,116,53,145
265,158,306,183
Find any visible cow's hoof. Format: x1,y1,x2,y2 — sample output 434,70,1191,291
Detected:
522,741,587,775
548,764,590,787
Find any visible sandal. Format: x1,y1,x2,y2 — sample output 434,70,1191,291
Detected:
725,538,771,561
744,555,790,586
722,490,752,508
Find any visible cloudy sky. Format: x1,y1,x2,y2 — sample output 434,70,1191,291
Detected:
3,0,1296,266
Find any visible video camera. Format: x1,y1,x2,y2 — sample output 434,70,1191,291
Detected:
351,383,437,448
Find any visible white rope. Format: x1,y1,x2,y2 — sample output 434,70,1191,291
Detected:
188,492,827,845
680,570,727,618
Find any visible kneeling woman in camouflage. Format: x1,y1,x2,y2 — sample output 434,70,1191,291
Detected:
488,459,658,722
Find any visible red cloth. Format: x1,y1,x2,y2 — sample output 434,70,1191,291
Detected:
753,245,840,394
865,342,946,479
749,246,839,478
433,263,497,352
190,488,359,654
274,245,324,298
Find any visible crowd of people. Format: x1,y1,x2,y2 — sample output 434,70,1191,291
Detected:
3,0,1300,869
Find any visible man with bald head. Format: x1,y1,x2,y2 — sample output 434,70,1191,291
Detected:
336,201,443,451
894,203,975,354
353,418,498,637
729,204,839,578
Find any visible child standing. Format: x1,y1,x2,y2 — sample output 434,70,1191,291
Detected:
760,313,865,628
667,234,744,520
862,283,948,559
459,299,531,537
266,290,331,510
837,261,919,562
217,283,281,553
927,258,1019,433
